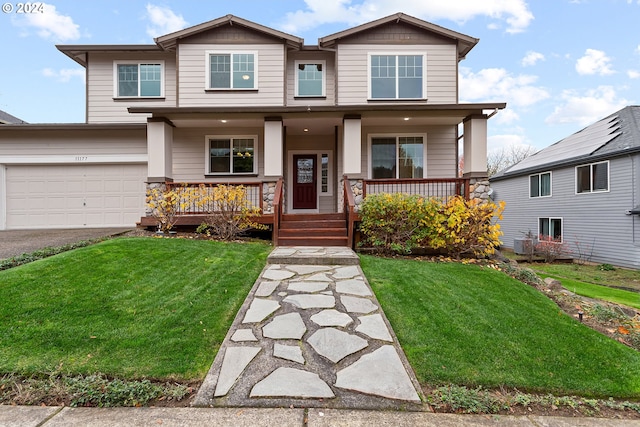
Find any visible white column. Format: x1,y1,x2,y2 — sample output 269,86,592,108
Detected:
343,115,361,175
264,117,283,177
147,118,174,182
463,114,488,178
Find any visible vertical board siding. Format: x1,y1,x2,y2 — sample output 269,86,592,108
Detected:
493,155,640,269
178,44,285,106
87,52,176,123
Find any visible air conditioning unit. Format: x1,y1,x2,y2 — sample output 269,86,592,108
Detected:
513,238,536,255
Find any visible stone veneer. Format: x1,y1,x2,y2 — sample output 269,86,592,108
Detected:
469,178,492,202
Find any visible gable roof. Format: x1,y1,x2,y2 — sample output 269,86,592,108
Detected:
0,110,27,124
155,14,303,51
319,12,479,60
492,105,640,181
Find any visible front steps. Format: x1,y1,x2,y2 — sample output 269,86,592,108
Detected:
277,213,349,247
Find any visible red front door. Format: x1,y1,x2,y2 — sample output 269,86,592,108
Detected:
293,154,317,210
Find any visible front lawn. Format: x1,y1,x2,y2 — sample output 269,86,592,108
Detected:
361,255,640,399
0,237,271,380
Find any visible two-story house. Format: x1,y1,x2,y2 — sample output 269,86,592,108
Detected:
0,13,505,246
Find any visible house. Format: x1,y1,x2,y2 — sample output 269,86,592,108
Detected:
0,12,505,246
490,106,640,269
0,110,27,125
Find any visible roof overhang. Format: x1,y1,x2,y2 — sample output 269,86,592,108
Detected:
0,123,147,131
56,45,162,67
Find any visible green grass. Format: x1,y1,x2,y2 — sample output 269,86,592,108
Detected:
537,273,640,310
0,237,271,380
361,255,640,398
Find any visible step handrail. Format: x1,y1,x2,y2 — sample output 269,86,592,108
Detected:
272,177,284,246
343,175,357,249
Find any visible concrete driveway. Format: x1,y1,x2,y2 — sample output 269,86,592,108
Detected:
0,228,133,260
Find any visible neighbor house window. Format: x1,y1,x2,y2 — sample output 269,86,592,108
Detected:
207,52,257,89
539,217,563,241
576,161,609,193
295,61,325,97
369,54,425,99
530,172,551,198
115,62,163,97
206,136,256,175
370,135,425,179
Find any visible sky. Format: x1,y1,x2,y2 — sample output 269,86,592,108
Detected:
1,0,639,155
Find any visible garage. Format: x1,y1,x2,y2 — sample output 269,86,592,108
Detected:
5,163,147,229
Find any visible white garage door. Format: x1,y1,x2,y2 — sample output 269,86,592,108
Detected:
5,164,147,229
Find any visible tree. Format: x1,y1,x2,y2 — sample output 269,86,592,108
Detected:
487,144,537,177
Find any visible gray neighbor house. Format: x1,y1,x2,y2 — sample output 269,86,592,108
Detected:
491,105,640,269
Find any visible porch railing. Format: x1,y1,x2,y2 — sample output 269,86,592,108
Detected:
362,178,470,200
343,175,357,249
165,181,263,214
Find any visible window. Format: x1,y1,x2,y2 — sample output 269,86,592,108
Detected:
576,161,609,193
369,54,424,99
530,172,551,197
370,135,425,179
206,136,256,175
539,217,563,241
207,52,257,89
115,62,163,97
295,61,325,97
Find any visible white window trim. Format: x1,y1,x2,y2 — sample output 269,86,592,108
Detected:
205,51,259,90
294,60,326,97
113,60,165,98
367,52,427,100
575,160,610,194
367,133,427,179
538,217,564,243
529,171,552,198
204,135,258,175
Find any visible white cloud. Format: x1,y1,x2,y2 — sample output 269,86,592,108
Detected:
145,4,188,38
521,51,545,67
42,68,85,83
545,86,631,126
12,3,80,41
575,49,615,76
628,70,640,79
280,0,533,35
459,67,550,110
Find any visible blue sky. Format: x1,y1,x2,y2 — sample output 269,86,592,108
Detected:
1,0,639,154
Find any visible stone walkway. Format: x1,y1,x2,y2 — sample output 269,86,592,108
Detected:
193,247,427,410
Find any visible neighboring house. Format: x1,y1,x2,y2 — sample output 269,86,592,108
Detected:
491,106,640,269
0,13,504,246
0,110,27,124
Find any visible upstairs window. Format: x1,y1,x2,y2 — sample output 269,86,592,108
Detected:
530,172,551,198
370,135,425,179
295,61,325,97
369,54,425,99
207,52,257,90
576,161,609,193
115,62,163,97
206,136,256,175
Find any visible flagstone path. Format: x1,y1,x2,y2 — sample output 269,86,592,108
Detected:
193,247,426,410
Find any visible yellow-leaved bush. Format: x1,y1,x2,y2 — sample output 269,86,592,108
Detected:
146,185,200,233
359,193,504,258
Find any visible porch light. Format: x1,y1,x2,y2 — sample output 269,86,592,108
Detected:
403,117,410,121
303,128,309,132
220,120,227,123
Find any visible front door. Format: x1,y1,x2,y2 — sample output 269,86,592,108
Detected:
293,154,317,210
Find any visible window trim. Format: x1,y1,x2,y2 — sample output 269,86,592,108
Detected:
113,60,165,99
367,133,427,179
205,51,258,91
538,217,563,242
204,135,258,176
575,160,610,194
529,171,552,198
294,60,326,98
367,53,427,100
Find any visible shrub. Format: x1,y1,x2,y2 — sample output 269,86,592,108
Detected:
146,185,199,233
535,235,570,263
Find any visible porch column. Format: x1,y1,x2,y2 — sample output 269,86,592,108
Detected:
343,115,361,175
462,114,488,178
147,118,174,182
264,117,283,177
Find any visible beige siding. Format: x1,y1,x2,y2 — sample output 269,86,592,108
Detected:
336,44,458,105
286,51,336,106
177,44,285,106
87,52,176,123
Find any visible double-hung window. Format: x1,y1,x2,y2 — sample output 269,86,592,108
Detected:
207,52,257,90
206,136,256,175
295,61,325,97
370,135,425,179
539,217,562,241
576,161,609,193
369,54,425,99
115,62,163,97
530,172,551,198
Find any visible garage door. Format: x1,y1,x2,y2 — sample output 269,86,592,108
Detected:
5,164,147,229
